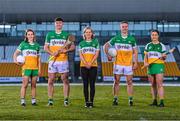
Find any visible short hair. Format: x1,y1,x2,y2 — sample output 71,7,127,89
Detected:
151,29,160,36
54,17,64,22
120,21,128,25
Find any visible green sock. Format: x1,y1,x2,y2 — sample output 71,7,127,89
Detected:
160,99,164,104
129,96,133,101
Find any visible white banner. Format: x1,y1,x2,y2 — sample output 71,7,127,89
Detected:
0,77,22,82
0,77,40,82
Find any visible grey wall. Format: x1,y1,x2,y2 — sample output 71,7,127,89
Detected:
0,0,180,22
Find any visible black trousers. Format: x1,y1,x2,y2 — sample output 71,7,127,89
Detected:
80,67,97,103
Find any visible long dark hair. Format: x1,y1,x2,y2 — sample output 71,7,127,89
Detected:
24,29,36,42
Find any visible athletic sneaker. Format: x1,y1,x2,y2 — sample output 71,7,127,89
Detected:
157,103,164,107
149,100,158,106
21,103,26,107
32,102,37,106
129,100,133,106
89,102,93,108
85,102,89,108
47,99,53,106
113,98,118,106
64,98,69,106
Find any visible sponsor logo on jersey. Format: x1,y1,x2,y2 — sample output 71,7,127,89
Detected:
82,47,96,53
50,39,66,46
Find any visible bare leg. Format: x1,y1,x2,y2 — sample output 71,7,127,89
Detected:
61,72,70,106
113,74,121,96
48,73,56,99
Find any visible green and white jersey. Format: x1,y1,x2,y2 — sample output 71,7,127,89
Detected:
144,42,167,64
108,34,137,66
17,41,40,69
79,38,99,67
45,31,69,61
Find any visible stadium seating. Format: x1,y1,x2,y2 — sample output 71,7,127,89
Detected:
0,63,48,77
0,45,180,78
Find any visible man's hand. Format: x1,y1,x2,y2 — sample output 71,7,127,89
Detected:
58,48,68,54
160,53,167,60
133,62,138,70
52,51,59,57
107,55,113,61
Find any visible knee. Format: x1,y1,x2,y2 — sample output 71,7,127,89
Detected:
127,79,133,86
48,79,54,86
151,82,156,87
62,77,69,85
114,80,119,85
22,83,28,89
64,80,69,85
31,83,36,88
61,74,69,82
157,82,163,88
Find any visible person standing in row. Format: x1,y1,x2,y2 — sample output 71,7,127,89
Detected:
44,17,75,106
79,26,100,108
143,30,167,107
104,21,138,106
13,29,41,106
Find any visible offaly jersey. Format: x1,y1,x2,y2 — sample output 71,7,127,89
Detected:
144,42,166,64
79,39,99,67
109,34,137,66
17,41,40,69
45,31,69,62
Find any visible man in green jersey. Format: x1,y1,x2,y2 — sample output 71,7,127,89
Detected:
44,17,75,106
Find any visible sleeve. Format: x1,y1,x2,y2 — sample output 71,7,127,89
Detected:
95,39,100,50
78,42,82,52
144,44,148,55
108,37,115,46
161,43,167,53
37,44,40,55
45,32,50,44
132,37,137,48
66,32,70,40
17,42,24,51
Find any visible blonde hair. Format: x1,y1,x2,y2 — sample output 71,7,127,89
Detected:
24,29,36,42
83,26,95,40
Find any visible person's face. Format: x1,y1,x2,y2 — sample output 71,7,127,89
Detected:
26,31,34,42
120,23,128,34
151,32,159,41
55,21,63,30
84,29,93,40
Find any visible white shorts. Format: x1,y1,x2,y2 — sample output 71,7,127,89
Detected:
48,61,69,73
113,64,133,75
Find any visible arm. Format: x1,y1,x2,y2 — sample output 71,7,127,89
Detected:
79,50,87,65
13,50,22,65
133,47,138,70
44,44,56,56
60,42,76,53
104,42,112,61
38,56,41,76
89,50,100,65
143,52,149,67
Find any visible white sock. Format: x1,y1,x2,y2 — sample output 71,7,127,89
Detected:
32,98,36,104
21,98,25,104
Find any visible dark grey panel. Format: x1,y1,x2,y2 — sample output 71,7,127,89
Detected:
0,0,180,22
